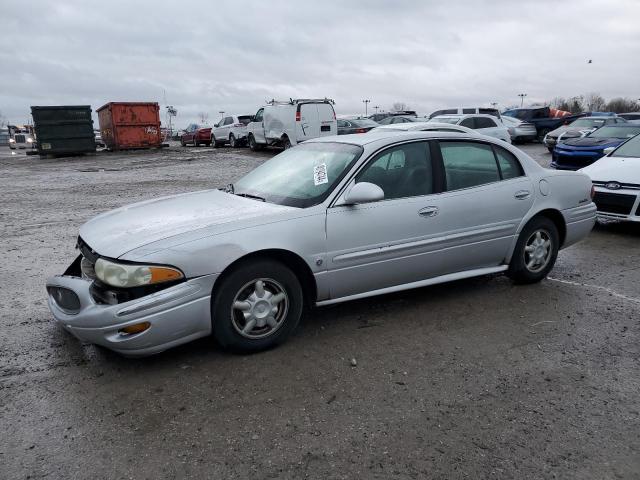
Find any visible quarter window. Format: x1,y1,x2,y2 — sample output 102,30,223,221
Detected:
460,118,475,128
356,142,433,200
494,146,524,179
440,142,500,191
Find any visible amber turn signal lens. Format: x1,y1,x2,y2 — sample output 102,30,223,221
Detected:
119,322,151,335
149,267,183,284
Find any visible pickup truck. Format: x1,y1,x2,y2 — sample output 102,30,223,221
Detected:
502,107,585,142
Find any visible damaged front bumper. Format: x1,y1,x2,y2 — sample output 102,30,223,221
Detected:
46,272,218,357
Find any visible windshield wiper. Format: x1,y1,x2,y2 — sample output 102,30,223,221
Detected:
221,183,234,194
235,192,266,202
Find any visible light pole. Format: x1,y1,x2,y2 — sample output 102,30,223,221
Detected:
518,93,527,107
362,99,370,117
490,102,498,109
373,105,380,115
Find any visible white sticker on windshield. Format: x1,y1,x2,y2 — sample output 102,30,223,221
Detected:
313,163,328,186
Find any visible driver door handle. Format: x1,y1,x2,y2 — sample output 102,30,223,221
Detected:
514,190,531,200
418,206,439,217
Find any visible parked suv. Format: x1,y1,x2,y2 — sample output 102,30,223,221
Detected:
429,114,511,143
368,110,417,122
181,124,212,147
429,107,501,119
247,99,337,150
212,115,253,148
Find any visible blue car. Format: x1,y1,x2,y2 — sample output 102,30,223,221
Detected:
552,124,640,170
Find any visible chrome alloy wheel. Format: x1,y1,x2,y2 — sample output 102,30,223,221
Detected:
523,230,552,273
231,279,289,339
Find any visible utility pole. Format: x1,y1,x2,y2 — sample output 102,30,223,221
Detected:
518,93,527,107
362,99,370,117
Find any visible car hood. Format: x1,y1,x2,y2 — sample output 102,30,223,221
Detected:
581,156,640,183
549,126,589,137
79,189,294,259
560,137,622,148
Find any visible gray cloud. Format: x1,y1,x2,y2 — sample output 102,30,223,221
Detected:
1,0,639,126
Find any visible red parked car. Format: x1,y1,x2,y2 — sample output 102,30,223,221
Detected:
181,123,212,147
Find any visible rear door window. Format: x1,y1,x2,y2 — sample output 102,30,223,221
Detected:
475,117,497,128
439,141,500,191
460,118,475,129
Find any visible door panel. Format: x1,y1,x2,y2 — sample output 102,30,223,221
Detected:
297,104,319,141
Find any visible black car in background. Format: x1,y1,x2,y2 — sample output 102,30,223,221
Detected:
377,115,425,125
337,117,379,134
368,110,417,122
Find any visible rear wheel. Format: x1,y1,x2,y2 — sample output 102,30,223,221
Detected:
282,136,292,150
507,216,559,284
212,259,304,353
229,134,237,148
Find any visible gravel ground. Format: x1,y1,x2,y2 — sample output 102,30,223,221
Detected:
1,142,639,479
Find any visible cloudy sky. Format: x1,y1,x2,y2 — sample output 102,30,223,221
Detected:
1,0,639,127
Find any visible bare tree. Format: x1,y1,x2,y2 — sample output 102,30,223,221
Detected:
584,92,606,112
606,97,640,113
0,109,6,128
198,112,209,124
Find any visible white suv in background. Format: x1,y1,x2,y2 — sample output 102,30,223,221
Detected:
212,115,253,148
429,114,511,143
247,98,337,150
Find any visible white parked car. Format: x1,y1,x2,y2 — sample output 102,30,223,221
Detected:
370,121,480,136
581,133,640,222
211,115,253,148
429,114,511,143
247,99,337,150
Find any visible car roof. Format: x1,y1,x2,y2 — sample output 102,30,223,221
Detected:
433,113,496,119
307,130,485,147
373,122,474,131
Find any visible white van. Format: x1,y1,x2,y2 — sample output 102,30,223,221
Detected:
247,99,337,150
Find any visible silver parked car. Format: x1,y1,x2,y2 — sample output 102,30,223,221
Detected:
46,131,596,357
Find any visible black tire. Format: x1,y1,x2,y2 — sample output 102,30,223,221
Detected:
507,216,560,284
547,147,554,153
180,138,186,147
537,128,551,143
248,134,263,151
212,135,220,148
205,142,211,147
194,138,200,147
282,136,292,150
212,259,304,353
229,134,237,148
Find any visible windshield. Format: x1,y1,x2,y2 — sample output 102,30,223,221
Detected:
352,119,379,127
588,126,640,139
570,118,605,128
429,117,460,125
233,142,363,208
611,134,640,158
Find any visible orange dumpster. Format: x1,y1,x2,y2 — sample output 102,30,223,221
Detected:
97,102,162,150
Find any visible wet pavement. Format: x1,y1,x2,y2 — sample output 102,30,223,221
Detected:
1,142,639,479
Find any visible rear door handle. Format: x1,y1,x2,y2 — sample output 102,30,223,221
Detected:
418,206,439,217
514,190,531,200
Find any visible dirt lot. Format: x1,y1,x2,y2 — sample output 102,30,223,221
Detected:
1,142,639,479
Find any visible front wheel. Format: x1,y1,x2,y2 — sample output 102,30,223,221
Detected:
212,259,304,352
180,138,186,147
194,138,200,147
507,216,559,284
212,135,220,148
248,134,263,151
537,128,551,143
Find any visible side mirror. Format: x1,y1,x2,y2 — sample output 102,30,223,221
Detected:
343,182,384,205
603,146,615,156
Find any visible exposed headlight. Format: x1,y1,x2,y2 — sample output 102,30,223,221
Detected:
9,138,15,143
94,258,183,288
27,138,34,143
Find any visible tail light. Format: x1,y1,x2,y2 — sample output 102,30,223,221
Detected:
296,111,301,122
590,185,595,199
354,128,367,134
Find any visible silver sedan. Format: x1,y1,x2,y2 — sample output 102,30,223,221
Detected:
47,131,596,356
